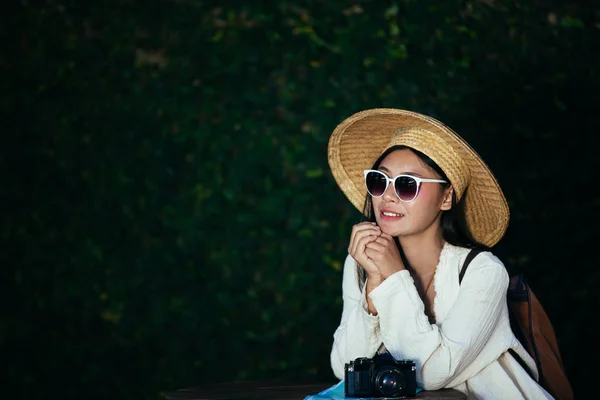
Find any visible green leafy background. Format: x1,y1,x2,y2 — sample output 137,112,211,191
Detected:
3,1,599,399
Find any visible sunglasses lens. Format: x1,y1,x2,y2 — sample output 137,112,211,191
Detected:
395,176,418,201
365,171,387,197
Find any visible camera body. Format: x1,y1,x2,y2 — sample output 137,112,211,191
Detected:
344,353,416,398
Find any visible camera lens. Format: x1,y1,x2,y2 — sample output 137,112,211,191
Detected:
375,367,405,397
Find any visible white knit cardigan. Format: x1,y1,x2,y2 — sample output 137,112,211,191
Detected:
330,242,554,399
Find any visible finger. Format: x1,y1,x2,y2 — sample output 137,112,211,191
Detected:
373,236,394,246
364,247,381,262
349,225,381,254
352,223,381,237
379,232,395,241
365,241,386,252
365,244,385,261
360,255,379,273
348,227,360,254
355,235,377,256
377,234,397,247
348,225,363,253
355,233,379,255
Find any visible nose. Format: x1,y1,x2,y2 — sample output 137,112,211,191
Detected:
382,182,398,202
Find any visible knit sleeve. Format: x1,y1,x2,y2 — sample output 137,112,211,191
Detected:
330,254,382,380
368,253,512,390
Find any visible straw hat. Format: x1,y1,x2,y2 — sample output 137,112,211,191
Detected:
328,108,509,247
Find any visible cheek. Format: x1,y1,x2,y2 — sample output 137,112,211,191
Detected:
371,196,382,216
415,185,444,209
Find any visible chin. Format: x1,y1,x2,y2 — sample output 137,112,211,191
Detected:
378,223,403,237
384,229,402,237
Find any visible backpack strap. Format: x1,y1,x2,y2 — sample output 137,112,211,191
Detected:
458,248,484,284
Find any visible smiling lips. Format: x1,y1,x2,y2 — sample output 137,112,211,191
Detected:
380,210,405,221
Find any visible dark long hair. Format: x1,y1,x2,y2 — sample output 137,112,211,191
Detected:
357,145,487,284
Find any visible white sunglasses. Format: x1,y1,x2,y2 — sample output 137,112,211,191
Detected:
363,169,447,202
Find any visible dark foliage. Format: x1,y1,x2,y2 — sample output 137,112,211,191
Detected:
3,1,599,399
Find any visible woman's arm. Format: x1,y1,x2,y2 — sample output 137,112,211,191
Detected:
330,254,383,380
369,252,512,390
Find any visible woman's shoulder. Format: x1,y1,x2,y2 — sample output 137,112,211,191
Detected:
443,242,504,264
442,243,508,280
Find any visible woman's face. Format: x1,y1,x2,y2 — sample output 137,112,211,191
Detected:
371,149,453,238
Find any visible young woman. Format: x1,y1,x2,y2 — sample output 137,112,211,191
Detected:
327,109,553,399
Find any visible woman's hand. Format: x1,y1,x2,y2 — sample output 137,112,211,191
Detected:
364,232,405,278
348,222,382,278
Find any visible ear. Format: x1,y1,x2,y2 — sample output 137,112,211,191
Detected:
440,186,453,211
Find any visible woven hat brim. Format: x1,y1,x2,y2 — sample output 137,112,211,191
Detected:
328,108,509,248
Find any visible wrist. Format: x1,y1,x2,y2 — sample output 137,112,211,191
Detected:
366,272,384,287
381,266,404,279
378,259,405,279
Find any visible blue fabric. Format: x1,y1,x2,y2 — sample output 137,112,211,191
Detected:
304,380,422,400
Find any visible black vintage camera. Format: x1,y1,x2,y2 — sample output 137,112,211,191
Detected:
344,353,416,398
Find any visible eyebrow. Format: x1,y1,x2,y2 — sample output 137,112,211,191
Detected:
378,166,427,178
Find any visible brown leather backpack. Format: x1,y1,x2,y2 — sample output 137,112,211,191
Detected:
459,249,574,400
